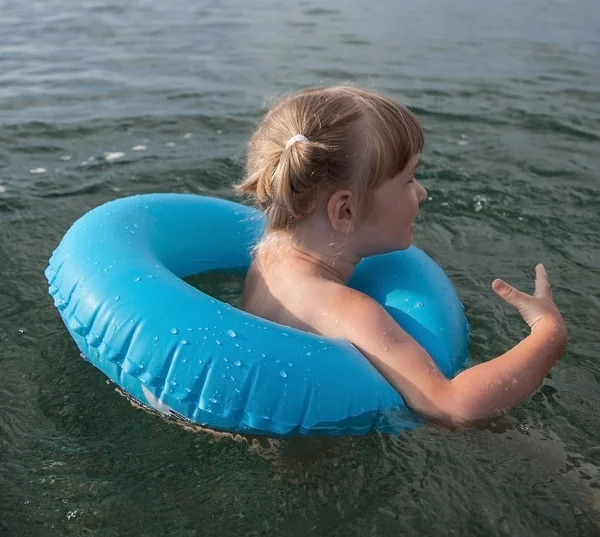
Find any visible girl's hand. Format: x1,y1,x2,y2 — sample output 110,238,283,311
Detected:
492,264,566,334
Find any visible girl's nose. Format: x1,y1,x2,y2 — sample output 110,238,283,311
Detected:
417,181,428,202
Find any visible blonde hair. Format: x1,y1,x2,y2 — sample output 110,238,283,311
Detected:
235,86,424,231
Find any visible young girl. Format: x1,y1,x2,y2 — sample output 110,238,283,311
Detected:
235,85,567,428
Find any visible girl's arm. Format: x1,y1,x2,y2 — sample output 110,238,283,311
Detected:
340,264,567,427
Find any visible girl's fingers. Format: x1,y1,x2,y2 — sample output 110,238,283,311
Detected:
492,279,530,309
534,263,552,298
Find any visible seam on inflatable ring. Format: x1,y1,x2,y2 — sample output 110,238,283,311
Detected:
51,287,161,387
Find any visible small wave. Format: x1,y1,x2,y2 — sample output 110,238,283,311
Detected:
507,108,600,141
409,105,509,126
303,8,340,16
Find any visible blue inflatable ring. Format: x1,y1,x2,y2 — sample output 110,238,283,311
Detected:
46,193,469,436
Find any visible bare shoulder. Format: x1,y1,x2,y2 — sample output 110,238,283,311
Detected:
331,286,413,348
331,285,452,417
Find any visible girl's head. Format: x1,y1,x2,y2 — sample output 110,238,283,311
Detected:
235,86,427,253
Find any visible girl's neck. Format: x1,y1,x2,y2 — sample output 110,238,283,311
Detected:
258,229,360,285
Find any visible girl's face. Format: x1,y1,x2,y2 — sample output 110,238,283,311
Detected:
357,154,427,256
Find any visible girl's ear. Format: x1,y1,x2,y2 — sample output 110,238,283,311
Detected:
326,190,358,234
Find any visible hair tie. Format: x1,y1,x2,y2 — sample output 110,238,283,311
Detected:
285,134,309,149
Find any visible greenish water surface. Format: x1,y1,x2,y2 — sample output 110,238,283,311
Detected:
1,0,600,535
